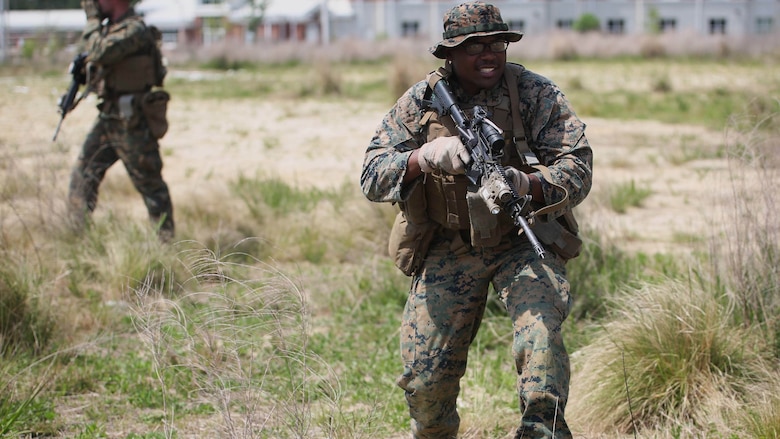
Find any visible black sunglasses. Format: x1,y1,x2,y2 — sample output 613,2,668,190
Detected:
463,41,509,55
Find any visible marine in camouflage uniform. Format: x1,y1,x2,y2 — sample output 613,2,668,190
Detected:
360,2,593,438
68,0,174,241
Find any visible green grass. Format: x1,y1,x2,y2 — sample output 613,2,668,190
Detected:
522,58,780,130
608,179,653,213
566,229,684,321
0,261,56,356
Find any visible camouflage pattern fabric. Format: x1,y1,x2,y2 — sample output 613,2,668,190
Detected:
68,113,174,239
81,0,100,19
68,8,174,241
84,10,154,71
397,232,572,439
430,1,523,58
360,62,592,439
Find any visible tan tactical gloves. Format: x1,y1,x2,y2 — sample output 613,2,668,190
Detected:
418,136,472,175
417,138,530,196
503,166,530,196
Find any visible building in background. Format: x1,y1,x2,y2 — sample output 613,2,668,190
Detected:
355,0,777,40
3,8,84,53
1,0,777,55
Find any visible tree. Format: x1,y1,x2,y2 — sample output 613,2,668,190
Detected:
247,0,270,38
573,13,600,33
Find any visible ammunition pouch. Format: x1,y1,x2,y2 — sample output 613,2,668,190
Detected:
141,90,170,139
531,210,582,261
114,90,169,139
388,212,437,277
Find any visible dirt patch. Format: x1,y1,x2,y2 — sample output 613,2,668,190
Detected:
0,75,756,255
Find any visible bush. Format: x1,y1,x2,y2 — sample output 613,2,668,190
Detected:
0,265,55,356
573,13,600,33
568,280,775,435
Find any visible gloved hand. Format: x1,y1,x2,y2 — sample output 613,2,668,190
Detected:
503,166,530,196
417,136,471,175
81,0,101,19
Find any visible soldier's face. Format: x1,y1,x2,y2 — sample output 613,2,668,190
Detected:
446,36,507,96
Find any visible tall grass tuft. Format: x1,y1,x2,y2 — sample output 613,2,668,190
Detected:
0,260,55,356
714,99,780,341
739,367,780,439
314,59,342,96
568,279,774,436
388,54,428,101
567,226,683,320
228,175,389,264
131,250,348,438
63,216,184,303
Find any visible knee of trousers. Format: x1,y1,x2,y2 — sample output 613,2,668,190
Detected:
397,365,462,406
512,315,564,351
399,373,460,397
511,319,569,380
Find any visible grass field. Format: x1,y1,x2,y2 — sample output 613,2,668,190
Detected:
1,40,779,438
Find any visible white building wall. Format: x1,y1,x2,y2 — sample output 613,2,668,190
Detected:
352,0,778,42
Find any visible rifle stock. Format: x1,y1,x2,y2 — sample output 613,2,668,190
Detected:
428,77,546,259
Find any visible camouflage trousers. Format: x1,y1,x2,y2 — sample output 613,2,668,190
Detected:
67,109,174,241
396,230,572,439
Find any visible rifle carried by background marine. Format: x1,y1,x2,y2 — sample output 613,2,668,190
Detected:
426,76,547,259
52,52,89,141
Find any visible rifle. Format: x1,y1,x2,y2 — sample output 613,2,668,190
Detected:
426,76,546,259
52,52,89,141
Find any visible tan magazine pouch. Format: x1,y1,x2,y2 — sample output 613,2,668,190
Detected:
388,212,437,277
531,210,582,261
142,90,170,139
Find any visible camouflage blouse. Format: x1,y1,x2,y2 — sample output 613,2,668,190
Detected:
85,8,155,67
361,62,593,214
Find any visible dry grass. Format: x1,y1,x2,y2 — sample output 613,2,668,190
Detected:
156,32,780,68
568,280,776,436
1,44,779,437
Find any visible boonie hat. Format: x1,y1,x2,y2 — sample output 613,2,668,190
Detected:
430,2,523,59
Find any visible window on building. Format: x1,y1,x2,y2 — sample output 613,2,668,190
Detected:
659,18,676,33
508,20,525,32
161,31,178,45
402,21,420,37
202,16,225,44
756,17,773,34
200,0,223,4
709,18,727,34
607,19,625,34
556,19,573,30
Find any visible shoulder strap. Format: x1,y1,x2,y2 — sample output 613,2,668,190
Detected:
504,64,571,220
427,66,449,90
504,65,530,155
420,67,450,126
